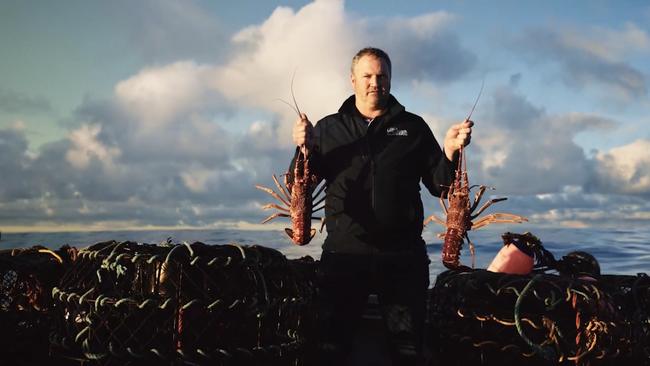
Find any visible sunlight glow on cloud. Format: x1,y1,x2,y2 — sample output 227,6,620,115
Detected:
213,0,354,130
115,62,211,128
596,139,650,194
212,0,472,146
65,124,121,171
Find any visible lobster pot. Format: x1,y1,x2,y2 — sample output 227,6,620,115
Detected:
50,241,318,365
428,269,650,366
0,245,75,365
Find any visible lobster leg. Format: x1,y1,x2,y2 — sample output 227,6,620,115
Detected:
272,174,292,203
471,213,528,230
261,212,290,224
465,233,476,269
318,217,327,233
439,194,449,215
262,203,290,212
255,185,291,207
469,185,489,212
312,181,327,200
424,214,446,227
469,197,508,219
312,196,326,210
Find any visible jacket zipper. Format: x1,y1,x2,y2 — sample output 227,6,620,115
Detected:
366,123,376,211
371,158,376,210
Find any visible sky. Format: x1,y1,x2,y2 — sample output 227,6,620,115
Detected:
0,0,649,233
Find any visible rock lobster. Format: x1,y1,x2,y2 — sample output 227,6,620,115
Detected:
255,77,325,245
424,83,527,269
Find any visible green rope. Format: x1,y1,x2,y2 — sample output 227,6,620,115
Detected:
514,274,556,361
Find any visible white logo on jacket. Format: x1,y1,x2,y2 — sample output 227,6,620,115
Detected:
386,127,408,136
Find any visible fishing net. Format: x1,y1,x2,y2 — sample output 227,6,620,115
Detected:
2,233,648,366
0,245,76,365
428,233,650,366
50,240,318,365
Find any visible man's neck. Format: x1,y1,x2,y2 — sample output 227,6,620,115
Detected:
355,102,386,119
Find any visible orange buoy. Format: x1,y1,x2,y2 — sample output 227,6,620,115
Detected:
487,243,534,275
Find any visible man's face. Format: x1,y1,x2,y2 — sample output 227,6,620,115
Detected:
350,55,391,109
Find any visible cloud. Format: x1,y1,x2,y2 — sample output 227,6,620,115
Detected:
0,62,296,228
212,0,357,129
0,128,37,200
563,22,650,62
65,124,121,171
470,86,590,194
467,84,647,200
594,139,650,195
368,12,476,82
212,0,475,144
115,61,214,128
0,88,52,114
510,25,648,101
1,1,647,232
525,185,650,228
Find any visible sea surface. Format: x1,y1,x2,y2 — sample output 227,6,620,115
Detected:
1,226,648,282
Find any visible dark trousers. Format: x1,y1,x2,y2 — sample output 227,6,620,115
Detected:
316,249,430,366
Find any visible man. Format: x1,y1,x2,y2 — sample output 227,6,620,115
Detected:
291,47,472,365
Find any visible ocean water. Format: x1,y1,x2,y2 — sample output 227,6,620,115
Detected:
1,226,648,282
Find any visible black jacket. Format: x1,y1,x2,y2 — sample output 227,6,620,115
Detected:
293,94,456,253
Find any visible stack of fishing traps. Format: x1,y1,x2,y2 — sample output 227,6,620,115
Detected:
0,246,76,365
50,241,317,365
428,269,650,366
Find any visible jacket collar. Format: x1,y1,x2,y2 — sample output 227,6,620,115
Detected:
338,94,405,122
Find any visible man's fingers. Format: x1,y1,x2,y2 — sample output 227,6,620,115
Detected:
292,114,313,148
297,112,311,125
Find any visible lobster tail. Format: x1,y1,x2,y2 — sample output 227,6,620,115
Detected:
442,228,464,269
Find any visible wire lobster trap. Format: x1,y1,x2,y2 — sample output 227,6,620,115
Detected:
50,240,318,365
427,233,650,366
0,245,76,365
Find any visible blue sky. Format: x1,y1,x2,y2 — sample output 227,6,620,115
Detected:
0,0,648,233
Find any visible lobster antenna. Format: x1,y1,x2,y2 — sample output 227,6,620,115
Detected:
274,98,300,116
273,69,303,117
460,78,485,173
290,68,302,117
466,77,485,122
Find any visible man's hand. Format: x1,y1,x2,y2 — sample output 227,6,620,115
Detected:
443,119,474,161
292,113,314,154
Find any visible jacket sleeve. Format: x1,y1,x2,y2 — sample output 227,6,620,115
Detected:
420,123,457,197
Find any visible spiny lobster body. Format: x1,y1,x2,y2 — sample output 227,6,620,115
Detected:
285,151,322,245
256,150,324,246
255,73,325,245
425,148,528,269
441,173,470,267
425,81,527,269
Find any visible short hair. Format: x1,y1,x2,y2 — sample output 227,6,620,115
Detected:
351,47,392,75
